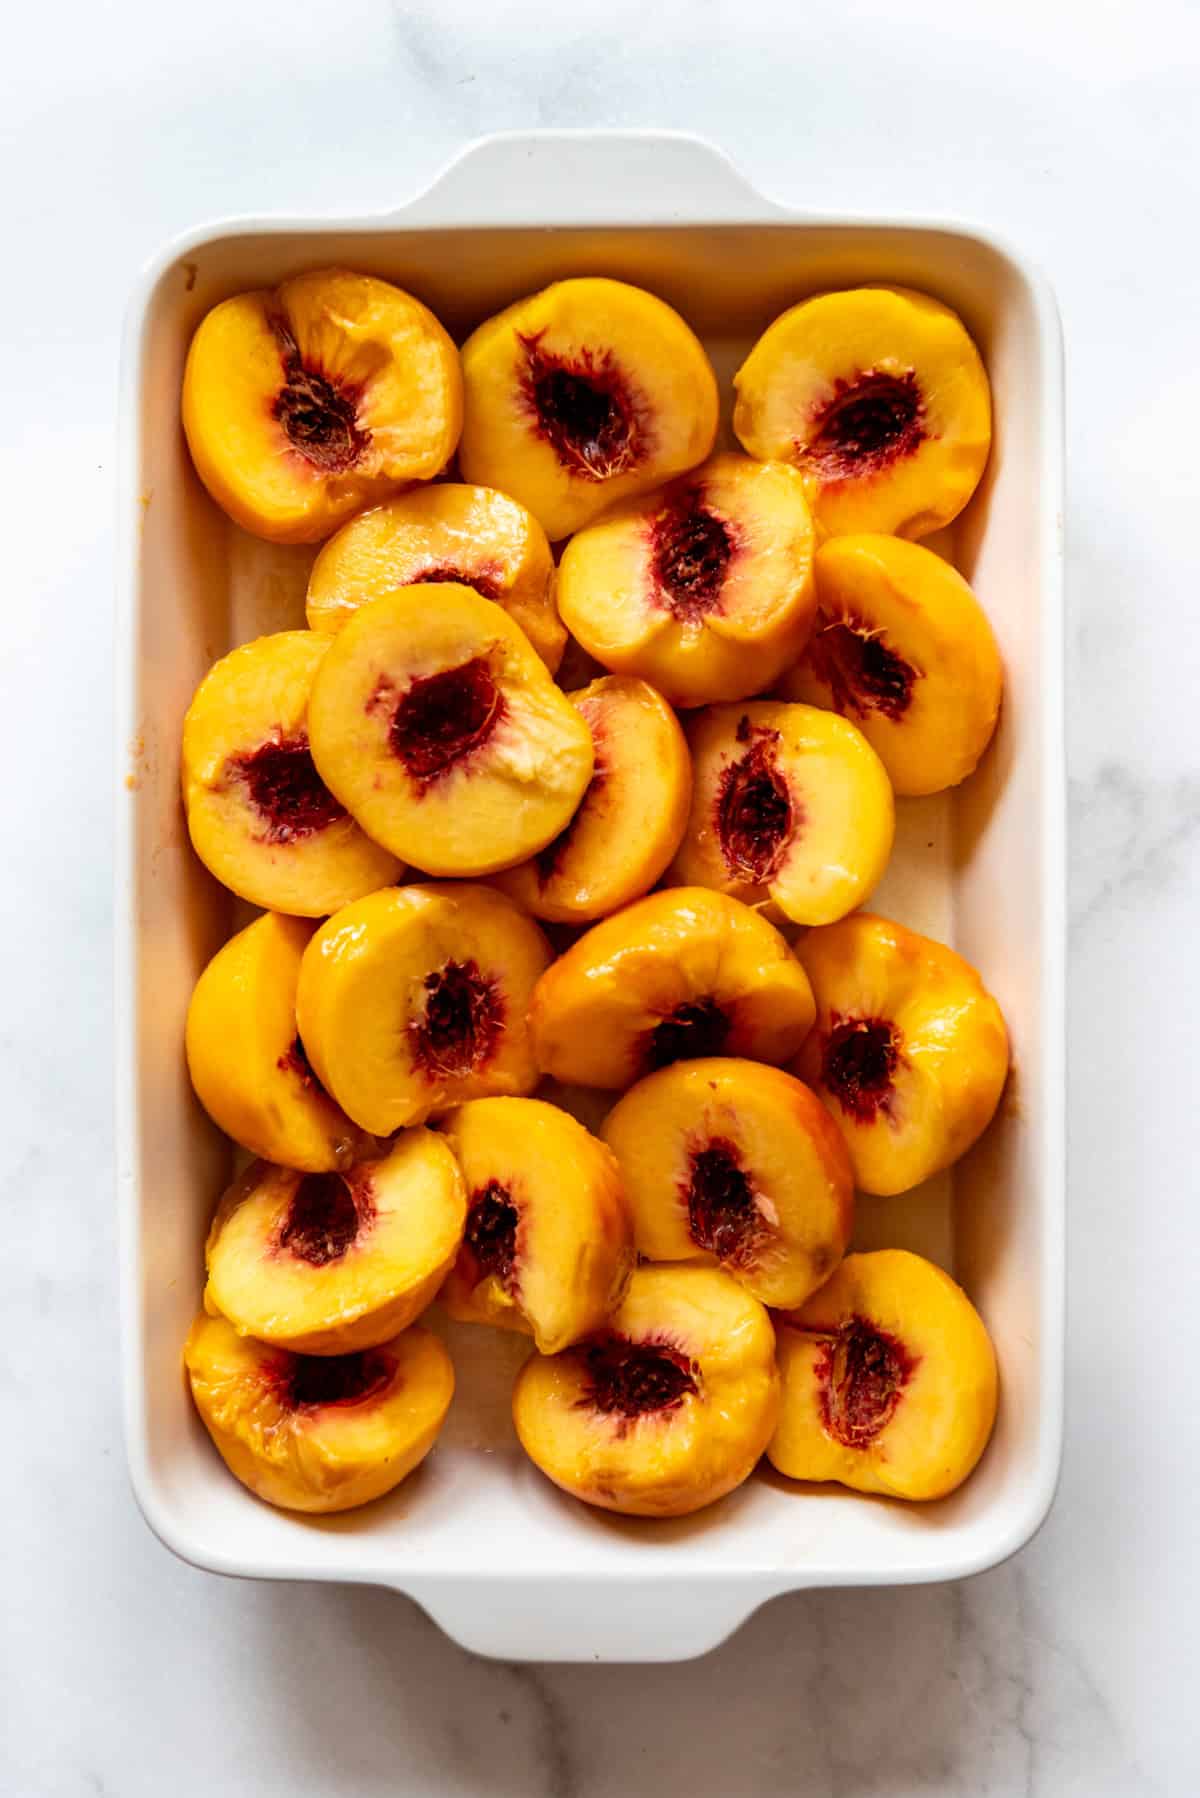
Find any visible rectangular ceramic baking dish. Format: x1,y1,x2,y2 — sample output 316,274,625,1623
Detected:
116,130,1065,1663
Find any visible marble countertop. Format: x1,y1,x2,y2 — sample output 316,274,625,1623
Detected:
3,0,1198,1792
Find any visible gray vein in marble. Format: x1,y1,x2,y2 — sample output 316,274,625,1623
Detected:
1070,763,1200,936
504,1665,575,1798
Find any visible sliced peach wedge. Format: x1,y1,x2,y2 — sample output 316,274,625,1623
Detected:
204,1129,465,1354
494,675,692,924
185,1311,454,1514
767,1250,998,1501
793,914,1009,1196
530,887,816,1089
671,700,894,926
439,1098,633,1354
308,584,593,877
296,883,551,1135
181,630,401,916
305,483,566,674
512,1264,779,1518
781,534,1003,796
734,286,991,539
556,453,817,708
185,911,372,1173
459,277,719,541
602,1058,853,1310
181,268,462,543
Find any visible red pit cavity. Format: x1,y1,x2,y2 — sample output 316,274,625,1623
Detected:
405,563,504,602
685,1137,762,1266
230,734,347,844
645,998,731,1071
410,959,504,1079
580,1336,698,1419
817,1315,915,1447
271,322,368,473
463,1180,520,1289
804,369,924,481
278,1172,367,1267
518,332,642,481
389,658,505,785
652,493,733,622
284,1347,395,1412
716,726,794,882
277,1035,317,1087
822,1015,900,1124
807,613,918,723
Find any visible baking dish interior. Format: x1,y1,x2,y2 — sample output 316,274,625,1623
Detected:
121,210,1062,1645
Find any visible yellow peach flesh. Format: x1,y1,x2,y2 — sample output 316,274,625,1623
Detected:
767,1249,998,1500
733,285,991,540
671,698,895,927
185,1312,454,1513
439,1097,633,1353
459,277,719,540
529,887,817,1089
512,1264,780,1517
181,630,401,916
602,1057,853,1309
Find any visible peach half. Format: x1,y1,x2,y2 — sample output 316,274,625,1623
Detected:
512,1264,779,1518
556,453,816,708
185,1312,454,1514
305,483,566,674
530,887,816,1089
602,1058,853,1310
181,630,401,916
780,534,1003,796
494,675,692,924
181,268,462,543
308,584,593,877
794,914,1009,1196
459,277,719,541
733,286,991,539
671,700,894,926
768,1250,998,1500
296,883,550,1135
185,911,371,1172
204,1130,465,1355
439,1098,633,1354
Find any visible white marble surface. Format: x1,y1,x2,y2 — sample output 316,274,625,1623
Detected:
2,0,1198,1791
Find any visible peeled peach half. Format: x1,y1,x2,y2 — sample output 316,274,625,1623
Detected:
794,913,1009,1196
439,1098,632,1354
734,286,991,539
185,1311,454,1514
305,483,566,673
512,1263,779,1517
671,700,894,926
181,268,462,543
556,453,817,707
204,1129,466,1354
307,584,593,877
296,883,551,1135
186,911,371,1172
459,277,719,541
602,1058,853,1310
181,630,401,916
493,675,692,924
768,1250,998,1500
781,534,1003,796
530,887,816,1089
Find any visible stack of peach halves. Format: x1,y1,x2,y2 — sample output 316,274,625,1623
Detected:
179,267,1007,1522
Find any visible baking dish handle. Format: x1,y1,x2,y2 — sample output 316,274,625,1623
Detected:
391,130,782,227
406,1575,785,1663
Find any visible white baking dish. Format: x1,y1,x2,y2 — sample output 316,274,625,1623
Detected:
115,130,1065,1663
